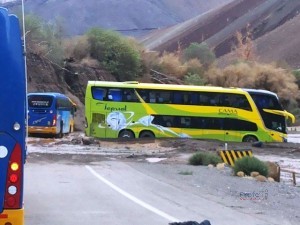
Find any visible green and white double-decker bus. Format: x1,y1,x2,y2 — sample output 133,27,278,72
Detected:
85,81,295,142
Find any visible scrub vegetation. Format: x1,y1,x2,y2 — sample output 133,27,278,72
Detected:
188,151,222,166
233,156,269,177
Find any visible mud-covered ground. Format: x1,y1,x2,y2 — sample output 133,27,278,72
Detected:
27,132,300,183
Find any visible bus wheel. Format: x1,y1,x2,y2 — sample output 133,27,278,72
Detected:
139,131,155,138
56,123,63,138
243,135,258,142
118,130,135,139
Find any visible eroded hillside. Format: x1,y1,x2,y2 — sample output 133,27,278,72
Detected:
142,0,300,66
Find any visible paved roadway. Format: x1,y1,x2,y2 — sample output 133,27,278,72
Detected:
24,156,285,225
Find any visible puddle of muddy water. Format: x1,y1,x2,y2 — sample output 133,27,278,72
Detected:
146,158,167,163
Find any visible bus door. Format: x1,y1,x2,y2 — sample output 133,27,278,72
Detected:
90,112,107,138
90,111,125,138
178,117,203,139
201,118,224,141
223,117,242,142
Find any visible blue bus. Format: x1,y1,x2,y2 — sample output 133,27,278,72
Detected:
0,7,26,225
27,92,77,138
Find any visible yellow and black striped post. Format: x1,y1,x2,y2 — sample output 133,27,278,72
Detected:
218,150,253,166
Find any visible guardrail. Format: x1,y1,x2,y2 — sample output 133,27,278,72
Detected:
287,126,300,132
281,169,299,186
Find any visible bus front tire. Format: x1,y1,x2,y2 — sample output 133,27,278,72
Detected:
118,130,135,139
139,131,155,138
243,135,258,142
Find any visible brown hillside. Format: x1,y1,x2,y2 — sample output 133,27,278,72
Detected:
27,53,115,131
218,13,300,69
3,0,233,37
142,0,300,63
255,14,300,69
141,0,265,51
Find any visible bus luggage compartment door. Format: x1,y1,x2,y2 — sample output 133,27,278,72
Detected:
90,112,107,138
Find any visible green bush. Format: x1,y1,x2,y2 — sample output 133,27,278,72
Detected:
87,28,141,81
188,151,222,166
184,73,205,85
25,14,64,65
233,156,268,177
183,42,216,68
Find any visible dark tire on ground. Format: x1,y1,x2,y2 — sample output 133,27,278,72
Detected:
118,130,135,139
56,123,63,138
242,135,258,142
139,131,155,138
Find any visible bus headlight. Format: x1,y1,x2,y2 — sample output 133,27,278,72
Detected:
13,122,21,131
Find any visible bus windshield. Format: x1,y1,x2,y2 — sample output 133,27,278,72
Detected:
247,90,289,134
249,93,283,110
28,95,53,108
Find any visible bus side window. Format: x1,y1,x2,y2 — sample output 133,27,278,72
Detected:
123,89,139,102
199,94,210,106
173,92,182,104
136,89,149,102
157,94,164,103
157,91,171,103
107,89,122,101
150,92,156,103
92,88,106,100
190,93,198,104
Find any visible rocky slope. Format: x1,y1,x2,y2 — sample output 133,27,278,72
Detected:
26,53,115,131
142,0,300,67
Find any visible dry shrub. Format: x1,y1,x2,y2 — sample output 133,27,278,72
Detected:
159,51,187,78
189,151,222,166
234,29,256,61
141,50,160,72
28,42,49,56
253,63,299,101
205,62,299,102
80,56,99,67
206,63,255,87
126,37,144,52
184,58,204,75
63,35,90,60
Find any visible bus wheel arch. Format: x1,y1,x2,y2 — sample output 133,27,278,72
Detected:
118,129,135,139
139,130,155,138
242,135,258,142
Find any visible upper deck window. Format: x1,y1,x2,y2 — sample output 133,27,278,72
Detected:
250,93,283,110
